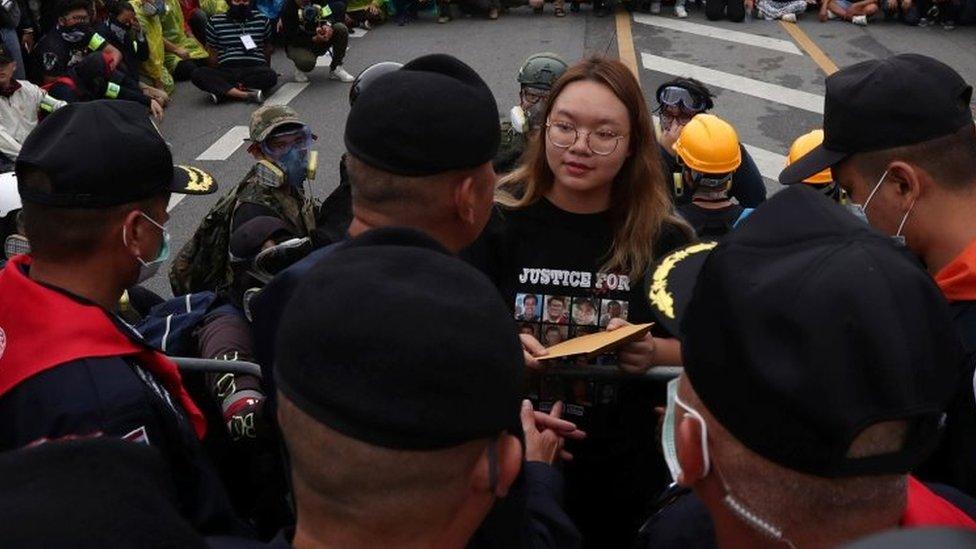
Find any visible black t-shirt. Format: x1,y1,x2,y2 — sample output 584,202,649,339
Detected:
464,198,692,546
677,202,745,241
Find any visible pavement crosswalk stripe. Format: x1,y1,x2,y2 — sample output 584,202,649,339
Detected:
167,194,186,212
633,14,803,56
641,52,824,114
195,125,250,162
265,82,309,105
743,143,786,182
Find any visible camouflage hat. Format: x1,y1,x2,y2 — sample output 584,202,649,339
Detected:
249,105,304,142
517,53,568,90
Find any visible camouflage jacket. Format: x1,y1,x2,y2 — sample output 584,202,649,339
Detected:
233,169,318,238
493,119,528,174
169,165,318,296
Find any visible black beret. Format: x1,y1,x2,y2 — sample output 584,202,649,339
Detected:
344,54,501,176
0,439,205,548
274,227,524,450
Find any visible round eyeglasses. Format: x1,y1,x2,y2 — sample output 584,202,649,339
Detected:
546,120,626,156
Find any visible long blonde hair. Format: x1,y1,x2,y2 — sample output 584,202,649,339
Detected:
497,57,680,279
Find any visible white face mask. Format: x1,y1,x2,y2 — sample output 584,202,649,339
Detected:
662,377,710,483
661,377,797,548
122,211,170,284
844,169,915,246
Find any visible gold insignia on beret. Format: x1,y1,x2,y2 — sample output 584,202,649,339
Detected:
648,242,717,320
180,165,215,193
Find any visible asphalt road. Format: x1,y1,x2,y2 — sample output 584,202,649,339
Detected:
147,6,976,297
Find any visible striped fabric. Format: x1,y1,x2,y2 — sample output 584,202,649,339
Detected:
205,11,273,66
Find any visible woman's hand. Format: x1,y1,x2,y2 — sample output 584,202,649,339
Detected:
606,318,656,375
520,333,549,370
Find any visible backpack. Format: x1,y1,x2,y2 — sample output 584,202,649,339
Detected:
169,185,242,295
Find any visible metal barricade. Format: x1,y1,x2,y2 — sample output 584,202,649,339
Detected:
544,363,682,381
169,357,680,382
169,357,263,378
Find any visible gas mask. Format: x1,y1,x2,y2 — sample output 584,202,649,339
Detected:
258,127,317,189
510,99,547,135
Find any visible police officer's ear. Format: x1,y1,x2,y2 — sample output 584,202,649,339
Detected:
452,163,495,226
471,434,522,498
884,160,924,209
676,411,707,488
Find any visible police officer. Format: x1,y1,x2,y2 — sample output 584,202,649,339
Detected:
0,100,245,536
494,52,568,174
672,113,750,239
312,61,402,248
784,129,843,202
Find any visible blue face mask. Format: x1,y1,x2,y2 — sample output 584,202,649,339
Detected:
278,145,309,188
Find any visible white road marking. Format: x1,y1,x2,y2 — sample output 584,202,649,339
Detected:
743,143,786,181
167,194,185,212
633,14,803,56
349,27,368,38
195,125,250,162
641,53,824,114
264,82,309,106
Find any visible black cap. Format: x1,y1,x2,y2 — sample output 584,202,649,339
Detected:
0,439,205,548
16,100,217,208
229,216,294,260
649,185,962,477
344,54,500,176
275,227,523,450
780,54,974,185
0,43,12,64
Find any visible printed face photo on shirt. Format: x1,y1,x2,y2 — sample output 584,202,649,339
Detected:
515,293,542,322
518,322,539,339
542,324,569,347
571,298,599,326
599,299,629,327
544,295,570,324
571,325,599,338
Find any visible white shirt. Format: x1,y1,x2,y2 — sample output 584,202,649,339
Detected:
0,80,66,160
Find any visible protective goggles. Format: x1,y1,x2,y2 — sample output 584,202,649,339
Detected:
657,86,707,112
260,126,314,158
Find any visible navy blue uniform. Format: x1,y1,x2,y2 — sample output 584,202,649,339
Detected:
0,295,248,537
250,240,582,549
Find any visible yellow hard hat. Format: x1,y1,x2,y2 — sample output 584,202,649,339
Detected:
787,130,833,185
672,114,742,175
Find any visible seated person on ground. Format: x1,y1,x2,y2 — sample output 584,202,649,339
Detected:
191,0,277,104
0,43,65,172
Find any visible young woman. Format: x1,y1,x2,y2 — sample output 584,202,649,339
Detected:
466,57,694,548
